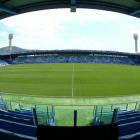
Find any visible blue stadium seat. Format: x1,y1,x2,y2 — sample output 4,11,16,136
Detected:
0,114,34,125
0,128,36,140
119,132,140,140
0,110,33,120
118,111,135,115
16,109,32,113
12,54,134,65
8,110,32,116
0,118,37,137
119,121,140,136
118,116,140,125
0,59,8,65
118,112,140,120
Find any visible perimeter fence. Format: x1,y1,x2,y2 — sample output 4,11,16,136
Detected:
0,100,140,126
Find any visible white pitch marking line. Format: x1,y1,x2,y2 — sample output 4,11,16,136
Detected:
72,63,74,97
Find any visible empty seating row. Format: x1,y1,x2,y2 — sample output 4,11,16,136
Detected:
119,121,140,136
0,59,8,66
0,128,36,140
118,112,140,120
93,104,140,139
118,111,134,115
117,110,140,139
15,109,32,113
0,59,8,64
0,110,33,120
0,118,36,137
119,132,140,140
12,55,133,65
8,110,32,116
118,116,140,125
0,101,55,139
0,114,34,125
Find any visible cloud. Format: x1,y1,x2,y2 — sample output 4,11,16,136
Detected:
121,24,140,37
118,23,140,53
0,8,138,53
1,9,118,50
70,38,105,50
0,31,9,48
0,31,8,37
1,9,121,37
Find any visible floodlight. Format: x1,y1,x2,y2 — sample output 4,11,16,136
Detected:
134,34,138,40
9,33,13,39
133,34,138,53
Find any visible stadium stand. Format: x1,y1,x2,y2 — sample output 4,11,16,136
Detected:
0,128,36,140
1,98,140,139
12,55,134,65
117,116,140,125
0,50,139,66
136,61,140,66
8,110,32,116
0,100,55,140
0,59,8,66
0,119,37,136
0,114,34,125
117,110,140,140
0,110,33,119
93,103,140,140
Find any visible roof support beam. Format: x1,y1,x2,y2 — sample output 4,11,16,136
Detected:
0,2,17,14
71,0,76,12
129,6,140,15
1,0,11,4
71,0,76,5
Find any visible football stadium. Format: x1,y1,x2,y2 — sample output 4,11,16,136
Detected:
0,0,140,140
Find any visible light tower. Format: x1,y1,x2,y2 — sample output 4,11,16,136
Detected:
133,34,138,53
9,33,13,53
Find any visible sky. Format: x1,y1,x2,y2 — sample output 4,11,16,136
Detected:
0,8,140,53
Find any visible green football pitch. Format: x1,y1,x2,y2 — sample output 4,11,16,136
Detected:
0,63,140,97
0,63,140,126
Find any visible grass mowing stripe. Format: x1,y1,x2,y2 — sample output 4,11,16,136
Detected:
2,92,140,107
72,63,74,97
0,63,140,96
1,63,140,126
1,91,140,99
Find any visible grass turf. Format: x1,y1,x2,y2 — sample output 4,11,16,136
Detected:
1,63,140,126
0,63,140,97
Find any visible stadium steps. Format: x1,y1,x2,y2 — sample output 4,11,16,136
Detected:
118,112,140,120
0,59,8,66
117,111,140,139
119,121,140,137
0,59,8,64
128,58,135,65
0,114,34,125
12,57,19,63
0,128,36,140
0,118,37,137
119,132,140,140
8,110,32,116
0,110,33,120
118,116,140,125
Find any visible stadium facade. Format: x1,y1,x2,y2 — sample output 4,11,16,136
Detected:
0,50,140,66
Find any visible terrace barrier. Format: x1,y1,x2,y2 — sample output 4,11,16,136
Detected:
0,100,140,126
